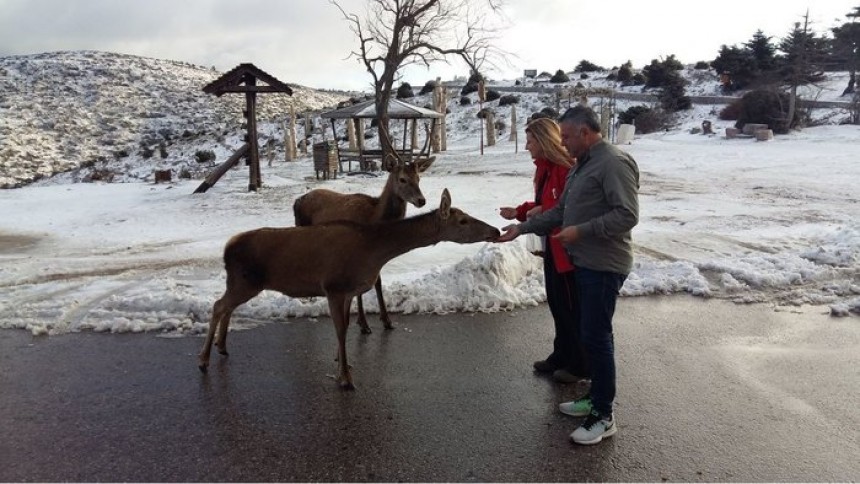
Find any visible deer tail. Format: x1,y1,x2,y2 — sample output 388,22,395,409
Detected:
223,235,266,288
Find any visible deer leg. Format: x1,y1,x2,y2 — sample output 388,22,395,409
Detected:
199,297,229,372
355,294,372,334
328,294,354,390
215,305,233,356
375,276,393,330
200,284,259,371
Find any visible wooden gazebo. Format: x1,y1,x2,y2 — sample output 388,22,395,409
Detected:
320,98,442,172
194,63,293,193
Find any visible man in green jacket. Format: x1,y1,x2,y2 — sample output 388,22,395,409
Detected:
498,105,639,445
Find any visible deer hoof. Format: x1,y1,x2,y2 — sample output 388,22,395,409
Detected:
217,348,229,356
338,379,355,391
198,357,209,373
360,326,372,335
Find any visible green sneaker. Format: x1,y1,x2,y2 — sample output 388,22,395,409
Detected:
571,411,616,445
559,396,592,417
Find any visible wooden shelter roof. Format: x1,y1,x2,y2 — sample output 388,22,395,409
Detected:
321,98,443,120
202,63,293,97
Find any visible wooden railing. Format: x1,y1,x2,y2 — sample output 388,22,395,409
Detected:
337,149,420,172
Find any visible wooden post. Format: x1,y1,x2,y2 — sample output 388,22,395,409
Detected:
289,104,298,159
199,63,293,193
347,117,357,150
410,119,418,152
600,103,611,137
193,143,250,193
486,111,496,146
440,80,447,152
510,105,518,153
283,120,293,162
478,79,486,155
357,119,365,151
431,80,442,153
244,75,261,191
302,112,311,154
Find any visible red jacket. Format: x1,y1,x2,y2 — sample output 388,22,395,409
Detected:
515,158,575,273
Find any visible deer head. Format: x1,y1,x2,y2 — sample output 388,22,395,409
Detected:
388,162,426,208
436,189,500,243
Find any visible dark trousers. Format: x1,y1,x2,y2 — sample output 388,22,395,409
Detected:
574,267,627,417
544,254,590,377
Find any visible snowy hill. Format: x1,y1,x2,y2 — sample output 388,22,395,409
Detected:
3,51,857,189
0,51,352,188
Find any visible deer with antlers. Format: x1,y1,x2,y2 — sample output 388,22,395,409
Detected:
199,189,500,389
292,159,430,333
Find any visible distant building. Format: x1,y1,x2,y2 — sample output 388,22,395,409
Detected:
523,69,537,79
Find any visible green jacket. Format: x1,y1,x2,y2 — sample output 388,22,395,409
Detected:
518,139,639,275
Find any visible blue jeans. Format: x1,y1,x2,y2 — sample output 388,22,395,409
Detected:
574,267,627,417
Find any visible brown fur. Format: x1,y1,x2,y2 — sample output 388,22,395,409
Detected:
199,189,500,390
292,162,428,333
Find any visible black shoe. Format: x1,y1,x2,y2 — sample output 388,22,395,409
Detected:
552,368,582,383
533,359,560,373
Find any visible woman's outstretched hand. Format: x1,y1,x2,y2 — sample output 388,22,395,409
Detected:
499,207,517,220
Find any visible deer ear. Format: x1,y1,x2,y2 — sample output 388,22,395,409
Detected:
439,188,451,220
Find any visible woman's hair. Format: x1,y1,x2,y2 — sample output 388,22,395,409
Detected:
525,118,574,167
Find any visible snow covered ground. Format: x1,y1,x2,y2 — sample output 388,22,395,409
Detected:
1,108,858,337
1,52,858,336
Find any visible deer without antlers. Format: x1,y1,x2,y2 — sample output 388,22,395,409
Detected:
200,189,500,389
292,160,429,334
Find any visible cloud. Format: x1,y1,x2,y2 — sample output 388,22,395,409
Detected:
2,0,858,90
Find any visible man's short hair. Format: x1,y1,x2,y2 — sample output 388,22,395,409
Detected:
559,105,601,133
529,107,559,123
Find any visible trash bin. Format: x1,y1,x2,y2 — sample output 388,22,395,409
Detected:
312,141,338,180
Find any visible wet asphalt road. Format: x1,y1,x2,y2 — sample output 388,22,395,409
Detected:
1,296,858,482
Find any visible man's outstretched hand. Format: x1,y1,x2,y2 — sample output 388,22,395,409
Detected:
497,224,521,242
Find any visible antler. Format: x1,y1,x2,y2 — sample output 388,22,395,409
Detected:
379,127,406,171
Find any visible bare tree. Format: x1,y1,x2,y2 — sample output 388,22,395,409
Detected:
333,0,506,168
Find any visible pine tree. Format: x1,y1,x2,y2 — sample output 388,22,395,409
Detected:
617,61,634,84
832,6,860,95
779,17,828,85
713,44,760,91
643,56,684,89
550,69,570,83
778,12,829,129
745,30,779,75
574,60,604,72
658,71,692,112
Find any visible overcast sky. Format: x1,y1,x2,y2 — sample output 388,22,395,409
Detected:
1,0,857,91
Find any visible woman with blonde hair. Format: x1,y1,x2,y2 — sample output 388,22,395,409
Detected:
499,117,589,383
